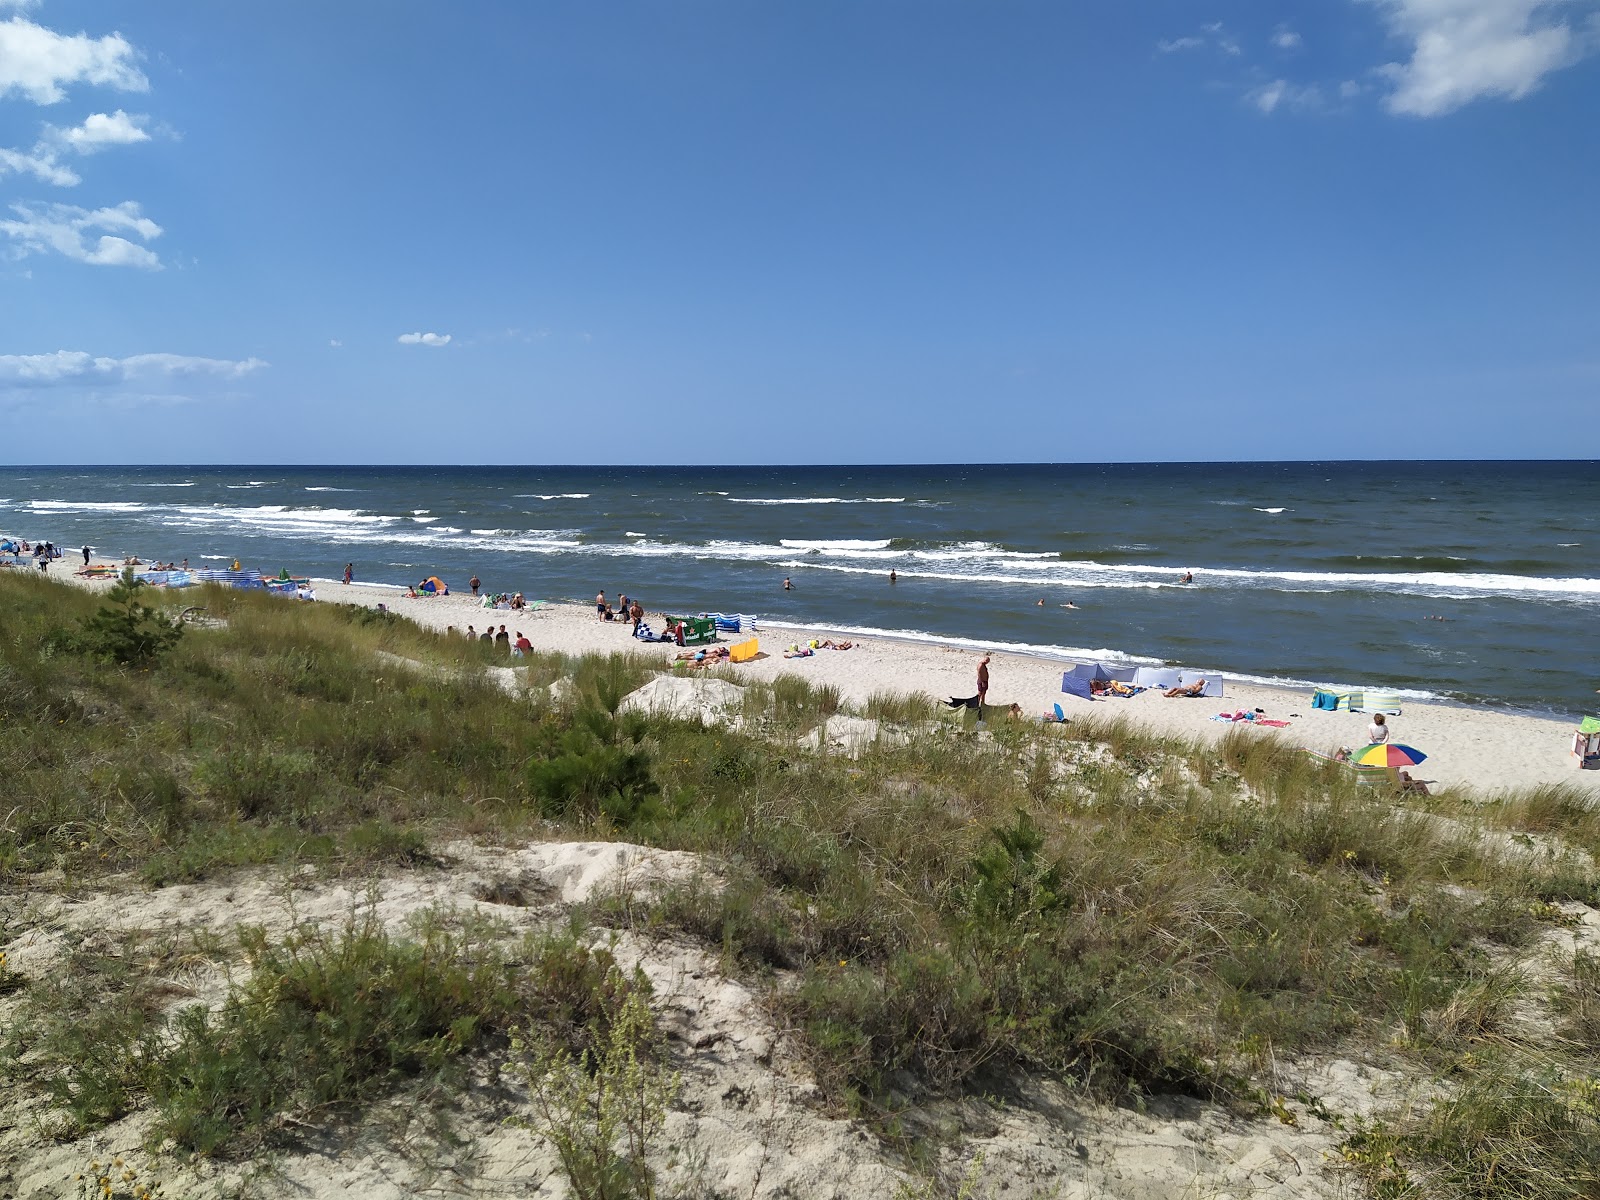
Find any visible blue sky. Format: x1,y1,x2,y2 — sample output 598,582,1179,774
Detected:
2,0,1597,464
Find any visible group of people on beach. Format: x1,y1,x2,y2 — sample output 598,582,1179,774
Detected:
452,623,535,656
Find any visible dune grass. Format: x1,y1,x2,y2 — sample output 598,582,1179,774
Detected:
3,570,1598,1193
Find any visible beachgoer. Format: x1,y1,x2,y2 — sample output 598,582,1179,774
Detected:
231,558,240,571
1182,571,1193,584
469,575,481,597
514,632,532,655
1037,597,1045,606
630,600,643,633
81,545,90,565
1367,713,1390,744
446,626,456,637
1398,770,1430,795
1164,678,1206,698
782,577,792,591
1333,746,1353,763
977,655,990,706
465,625,476,639
479,628,493,642
596,590,606,618
1061,600,1078,609
889,570,897,584
495,625,510,649
181,558,188,570
343,562,353,585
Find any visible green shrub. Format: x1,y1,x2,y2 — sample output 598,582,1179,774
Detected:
74,569,183,666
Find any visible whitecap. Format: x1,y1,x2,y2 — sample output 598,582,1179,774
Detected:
727,496,904,505
134,482,194,487
780,538,893,551
27,500,148,512
305,486,356,492
513,493,592,500
626,531,647,537
1253,507,1287,514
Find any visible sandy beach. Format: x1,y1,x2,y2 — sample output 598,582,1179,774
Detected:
43,559,1595,798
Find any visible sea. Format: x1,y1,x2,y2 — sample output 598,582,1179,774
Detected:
2,463,1596,716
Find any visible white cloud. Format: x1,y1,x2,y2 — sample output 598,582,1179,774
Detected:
1158,36,1205,52
1157,22,1242,57
0,350,267,387
0,200,162,267
0,15,147,104
397,331,452,346
1273,27,1304,49
0,110,151,190
0,143,77,185
1364,0,1594,116
1249,79,1324,113
54,109,150,151
329,339,343,348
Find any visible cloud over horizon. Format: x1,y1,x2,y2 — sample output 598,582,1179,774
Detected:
397,331,452,346
0,350,268,386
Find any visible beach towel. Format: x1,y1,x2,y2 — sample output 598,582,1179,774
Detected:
1311,690,1339,710
944,693,981,710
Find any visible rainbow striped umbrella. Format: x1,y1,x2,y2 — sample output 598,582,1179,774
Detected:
1349,743,1427,768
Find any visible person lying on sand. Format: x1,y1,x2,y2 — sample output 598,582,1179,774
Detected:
784,646,815,658
1398,770,1430,795
819,639,854,650
1164,678,1206,698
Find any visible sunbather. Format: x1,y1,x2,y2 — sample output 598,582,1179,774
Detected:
1164,678,1207,698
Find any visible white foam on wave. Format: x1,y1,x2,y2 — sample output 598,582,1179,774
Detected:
134,482,194,487
726,496,905,505
782,561,1168,589
626,531,646,538
1254,507,1287,514
305,486,356,492
514,493,592,500
1558,543,1581,547
27,500,148,512
780,538,893,551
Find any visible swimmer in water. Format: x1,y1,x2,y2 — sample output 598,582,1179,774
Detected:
1061,600,1078,610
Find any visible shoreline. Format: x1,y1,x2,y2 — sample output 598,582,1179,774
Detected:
38,559,1600,797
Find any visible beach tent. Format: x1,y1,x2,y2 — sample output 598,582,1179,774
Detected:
1132,667,1183,690
421,576,448,594
1061,670,1094,701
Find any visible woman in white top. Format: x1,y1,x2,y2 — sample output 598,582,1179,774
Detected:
1367,712,1390,744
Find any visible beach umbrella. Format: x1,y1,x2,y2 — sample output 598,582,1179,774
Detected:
1580,716,1600,735
1348,743,1427,768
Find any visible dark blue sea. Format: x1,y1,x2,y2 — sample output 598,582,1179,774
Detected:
2,463,1596,715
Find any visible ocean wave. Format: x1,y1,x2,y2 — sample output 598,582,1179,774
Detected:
726,496,905,505
780,561,1169,589
513,493,592,500
780,538,893,551
305,486,357,492
626,531,646,537
25,500,149,512
134,482,194,487
1254,507,1287,514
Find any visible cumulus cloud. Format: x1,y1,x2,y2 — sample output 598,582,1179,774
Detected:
53,109,150,151
0,111,152,190
1364,0,1596,116
397,331,452,346
0,350,267,387
1158,36,1205,52
0,15,147,104
1273,27,1304,49
0,200,161,267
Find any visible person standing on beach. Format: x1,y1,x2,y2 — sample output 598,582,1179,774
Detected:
977,655,990,706
343,562,353,585
81,545,91,566
630,600,643,633
469,574,481,597
596,589,607,617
